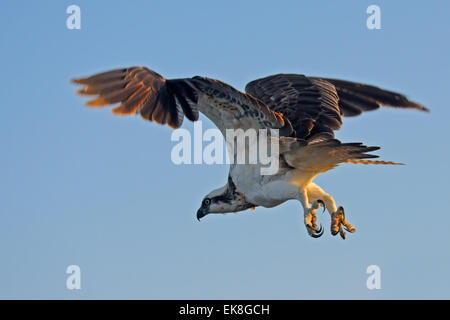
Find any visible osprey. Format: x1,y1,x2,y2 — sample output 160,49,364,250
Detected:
72,67,427,239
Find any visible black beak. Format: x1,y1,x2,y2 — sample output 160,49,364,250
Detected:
197,208,207,221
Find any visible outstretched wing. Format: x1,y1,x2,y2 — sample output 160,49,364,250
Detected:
72,66,293,135
245,74,427,139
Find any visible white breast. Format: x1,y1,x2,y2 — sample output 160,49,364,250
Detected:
230,164,300,208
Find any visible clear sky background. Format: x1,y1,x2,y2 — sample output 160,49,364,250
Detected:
1,0,449,299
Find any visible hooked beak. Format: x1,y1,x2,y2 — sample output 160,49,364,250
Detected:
197,208,208,221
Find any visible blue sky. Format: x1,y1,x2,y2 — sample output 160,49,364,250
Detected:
1,0,449,299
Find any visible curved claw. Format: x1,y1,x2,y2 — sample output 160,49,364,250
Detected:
317,199,326,213
339,225,346,240
343,225,356,233
310,224,324,238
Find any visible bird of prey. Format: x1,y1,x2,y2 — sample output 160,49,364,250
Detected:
72,67,427,239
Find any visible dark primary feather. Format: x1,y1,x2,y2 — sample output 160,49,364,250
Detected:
314,77,428,116
246,74,427,139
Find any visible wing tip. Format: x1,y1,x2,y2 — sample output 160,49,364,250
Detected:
84,97,110,107
409,101,429,112
71,78,87,85
345,159,405,165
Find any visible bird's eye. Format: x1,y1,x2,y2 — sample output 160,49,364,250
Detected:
203,198,211,206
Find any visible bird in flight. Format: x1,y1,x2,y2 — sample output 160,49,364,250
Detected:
72,67,427,239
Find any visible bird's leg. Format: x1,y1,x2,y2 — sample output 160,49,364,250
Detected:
306,183,356,240
297,188,324,238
